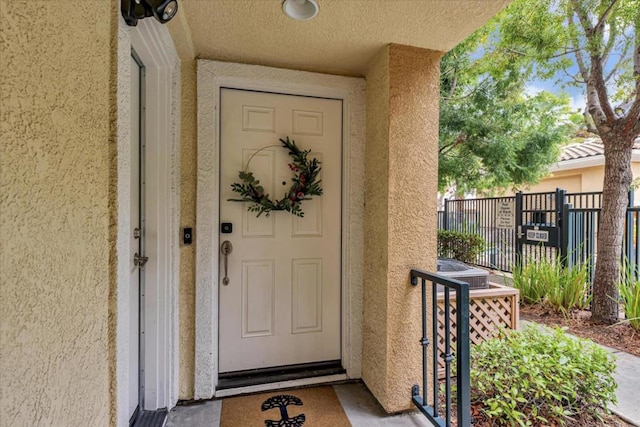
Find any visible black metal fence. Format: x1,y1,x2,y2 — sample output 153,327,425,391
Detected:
440,196,516,271
411,269,470,427
438,189,639,282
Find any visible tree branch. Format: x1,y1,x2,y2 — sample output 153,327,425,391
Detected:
448,74,458,98
583,108,600,135
601,21,618,66
569,13,591,82
635,21,640,103
594,0,620,34
603,41,629,84
504,47,527,57
571,0,616,125
622,97,640,139
622,32,640,139
439,134,468,155
562,68,586,85
549,49,581,59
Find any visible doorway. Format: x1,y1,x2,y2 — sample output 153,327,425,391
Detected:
129,50,145,423
195,60,366,399
218,88,343,376
116,19,180,426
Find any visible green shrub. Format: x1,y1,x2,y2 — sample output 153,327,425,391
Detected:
619,257,640,331
437,230,485,264
510,257,590,314
470,325,617,426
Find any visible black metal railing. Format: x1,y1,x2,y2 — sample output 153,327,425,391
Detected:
410,269,470,427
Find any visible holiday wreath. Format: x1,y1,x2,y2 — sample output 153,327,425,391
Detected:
228,137,322,217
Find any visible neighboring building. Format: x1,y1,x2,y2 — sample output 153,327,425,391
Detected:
1,1,510,426
525,138,640,194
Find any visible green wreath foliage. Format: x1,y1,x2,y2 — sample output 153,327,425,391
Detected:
228,137,322,217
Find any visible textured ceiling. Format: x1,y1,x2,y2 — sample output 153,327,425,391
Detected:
180,0,510,76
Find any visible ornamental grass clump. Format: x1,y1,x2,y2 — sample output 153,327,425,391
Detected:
471,325,616,426
511,259,548,304
618,257,640,331
510,256,590,315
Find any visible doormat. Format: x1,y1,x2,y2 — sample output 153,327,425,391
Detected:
220,386,351,427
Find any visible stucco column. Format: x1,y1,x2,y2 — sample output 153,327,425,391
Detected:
362,43,442,413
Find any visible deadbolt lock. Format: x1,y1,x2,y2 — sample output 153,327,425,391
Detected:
134,252,149,268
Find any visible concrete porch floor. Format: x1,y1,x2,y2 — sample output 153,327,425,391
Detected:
166,382,431,426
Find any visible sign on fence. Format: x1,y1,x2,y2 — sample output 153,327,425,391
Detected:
526,229,550,243
496,201,515,229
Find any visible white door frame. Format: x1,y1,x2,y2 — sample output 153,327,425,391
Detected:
115,17,180,426
195,60,366,399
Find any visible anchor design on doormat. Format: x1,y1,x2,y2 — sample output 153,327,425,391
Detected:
261,394,306,427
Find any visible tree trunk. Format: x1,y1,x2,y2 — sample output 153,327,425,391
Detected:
591,133,633,324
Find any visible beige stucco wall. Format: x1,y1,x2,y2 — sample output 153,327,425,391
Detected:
0,0,116,425
363,44,442,412
176,60,197,399
526,163,640,195
528,172,583,193
362,45,391,405
167,16,198,400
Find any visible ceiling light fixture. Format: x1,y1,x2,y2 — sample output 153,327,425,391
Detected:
121,0,179,27
282,0,319,21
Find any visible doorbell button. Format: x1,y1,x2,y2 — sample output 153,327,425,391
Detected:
182,227,193,245
221,222,233,234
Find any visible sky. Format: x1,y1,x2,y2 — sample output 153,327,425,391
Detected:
525,80,587,112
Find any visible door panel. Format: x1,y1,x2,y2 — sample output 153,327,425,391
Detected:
241,259,276,338
219,89,342,372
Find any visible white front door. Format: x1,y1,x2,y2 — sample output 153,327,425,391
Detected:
129,52,143,419
219,88,342,373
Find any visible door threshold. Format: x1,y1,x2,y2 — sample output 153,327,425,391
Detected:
215,373,348,398
131,408,168,427
217,360,344,390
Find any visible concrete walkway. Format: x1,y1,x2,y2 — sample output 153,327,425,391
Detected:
605,345,640,426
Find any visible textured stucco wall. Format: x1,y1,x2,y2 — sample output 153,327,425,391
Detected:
527,172,583,193
362,44,442,413
177,60,197,399
167,15,198,400
529,164,640,194
0,0,115,425
362,46,391,405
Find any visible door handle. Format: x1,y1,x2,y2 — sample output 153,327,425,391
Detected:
134,252,149,268
221,240,233,286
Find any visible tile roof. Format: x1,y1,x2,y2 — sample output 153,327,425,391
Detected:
559,138,640,162
560,140,604,161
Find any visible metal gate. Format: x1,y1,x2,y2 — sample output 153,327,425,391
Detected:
515,190,564,267
438,189,638,281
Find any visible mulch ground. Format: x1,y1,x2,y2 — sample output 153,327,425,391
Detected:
439,401,632,426
519,304,640,357
443,401,632,426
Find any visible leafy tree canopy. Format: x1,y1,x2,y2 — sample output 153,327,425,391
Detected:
455,0,640,324
494,0,639,136
439,18,575,194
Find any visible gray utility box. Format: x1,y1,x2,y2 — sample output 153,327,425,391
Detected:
437,258,489,290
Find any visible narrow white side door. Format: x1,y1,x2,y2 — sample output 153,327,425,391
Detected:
129,53,142,419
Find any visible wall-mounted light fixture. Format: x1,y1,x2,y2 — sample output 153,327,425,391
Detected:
282,0,319,21
121,0,178,26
